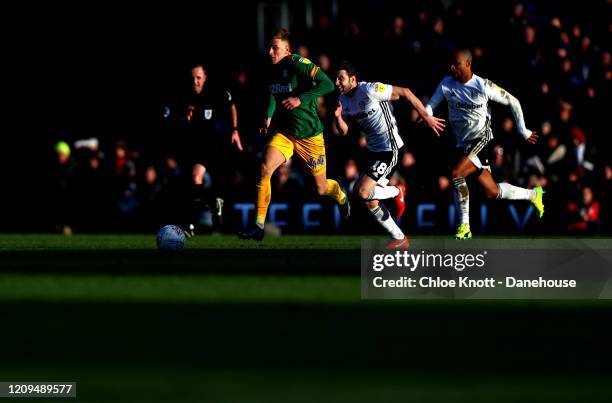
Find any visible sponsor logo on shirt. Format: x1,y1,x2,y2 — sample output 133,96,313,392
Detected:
270,83,293,94
354,108,377,120
455,102,483,110
376,83,385,93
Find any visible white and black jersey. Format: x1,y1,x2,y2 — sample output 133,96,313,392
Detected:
339,82,404,185
425,74,532,149
339,82,404,153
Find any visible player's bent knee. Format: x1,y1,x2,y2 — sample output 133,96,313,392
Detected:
315,182,328,196
365,199,378,209
451,168,463,179
260,163,274,178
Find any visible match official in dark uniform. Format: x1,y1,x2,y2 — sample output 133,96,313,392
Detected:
163,63,243,235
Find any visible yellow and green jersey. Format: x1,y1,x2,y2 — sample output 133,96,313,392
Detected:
265,54,334,139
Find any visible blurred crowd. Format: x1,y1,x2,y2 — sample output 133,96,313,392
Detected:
49,0,611,235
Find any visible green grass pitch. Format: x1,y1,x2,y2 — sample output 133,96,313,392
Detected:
1,234,611,402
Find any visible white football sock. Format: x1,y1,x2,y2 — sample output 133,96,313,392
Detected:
452,177,470,226
370,185,400,200
369,204,404,240
498,182,536,201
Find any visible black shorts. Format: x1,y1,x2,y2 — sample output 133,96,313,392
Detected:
462,135,493,171
365,147,402,186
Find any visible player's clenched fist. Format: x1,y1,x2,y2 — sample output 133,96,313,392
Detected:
259,117,271,136
334,101,343,118
526,131,538,144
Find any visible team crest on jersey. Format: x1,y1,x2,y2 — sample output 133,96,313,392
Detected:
298,57,312,64
488,80,507,97
376,83,385,93
204,109,213,120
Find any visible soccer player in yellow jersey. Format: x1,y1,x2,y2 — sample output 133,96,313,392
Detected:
239,29,349,241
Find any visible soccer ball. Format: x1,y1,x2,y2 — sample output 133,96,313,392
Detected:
156,225,186,250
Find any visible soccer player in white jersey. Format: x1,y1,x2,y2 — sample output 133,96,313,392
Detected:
334,61,445,248
425,49,544,239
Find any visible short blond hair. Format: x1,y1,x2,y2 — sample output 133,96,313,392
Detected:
271,28,291,49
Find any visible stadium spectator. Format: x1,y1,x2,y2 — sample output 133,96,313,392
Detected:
70,140,110,232
568,185,600,233
138,165,163,228
340,159,360,196
601,163,612,234
110,140,140,231
570,127,594,172
51,141,77,235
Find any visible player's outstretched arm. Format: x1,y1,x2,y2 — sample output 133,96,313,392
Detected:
424,80,445,117
333,101,349,136
485,80,535,143
392,86,445,137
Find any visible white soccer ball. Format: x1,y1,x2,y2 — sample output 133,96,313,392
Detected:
156,225,186,250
